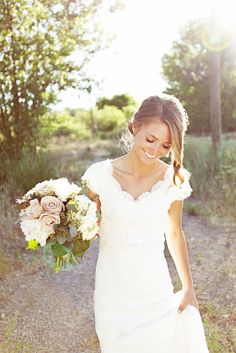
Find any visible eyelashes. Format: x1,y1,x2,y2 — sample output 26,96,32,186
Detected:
146,138,170,149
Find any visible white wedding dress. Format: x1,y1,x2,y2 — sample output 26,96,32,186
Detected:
81,158,209,353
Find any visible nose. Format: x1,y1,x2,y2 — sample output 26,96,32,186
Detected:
148,142,161,154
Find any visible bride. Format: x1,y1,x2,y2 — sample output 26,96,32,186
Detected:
81,94,209,353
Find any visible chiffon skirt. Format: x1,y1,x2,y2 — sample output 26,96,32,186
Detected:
93,239,209,353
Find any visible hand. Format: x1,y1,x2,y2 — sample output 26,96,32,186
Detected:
89,233,99,241
177,287,199,313
87,188,102,219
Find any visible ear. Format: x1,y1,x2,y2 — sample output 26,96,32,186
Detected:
133,125,139,135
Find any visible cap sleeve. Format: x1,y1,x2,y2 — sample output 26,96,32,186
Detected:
80,161,103,195
167,167,193,203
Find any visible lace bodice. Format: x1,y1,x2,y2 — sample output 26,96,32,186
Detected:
107,159,173,203
81,158,193,246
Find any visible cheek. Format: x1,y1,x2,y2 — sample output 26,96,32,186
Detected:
162,147,171,156
134,135,146,147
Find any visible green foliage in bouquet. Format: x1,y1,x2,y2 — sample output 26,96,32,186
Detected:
41,227,91,273
42,239,90,273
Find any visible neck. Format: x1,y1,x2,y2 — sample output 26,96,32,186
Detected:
125,149,162,179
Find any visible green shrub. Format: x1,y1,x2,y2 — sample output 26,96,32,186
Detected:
122,103,139,119
94,105,127,132
40,111,91,140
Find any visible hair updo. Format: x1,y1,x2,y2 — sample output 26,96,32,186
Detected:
119,93,190,186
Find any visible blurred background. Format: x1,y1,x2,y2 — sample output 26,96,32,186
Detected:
0,1,235,352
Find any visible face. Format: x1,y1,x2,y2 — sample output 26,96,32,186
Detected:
132,119,172,164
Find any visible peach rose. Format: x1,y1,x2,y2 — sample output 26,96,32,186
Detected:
40,196,65,214
39,212,60,227
26,198,43,219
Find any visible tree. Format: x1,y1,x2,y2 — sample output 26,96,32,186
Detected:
161,19,236,135
0,0,109,158
202,14,232,150
96,93,137,110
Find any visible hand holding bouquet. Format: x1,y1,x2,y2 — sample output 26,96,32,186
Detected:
15,178,101,272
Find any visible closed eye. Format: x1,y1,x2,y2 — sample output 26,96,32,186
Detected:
146,138,170,149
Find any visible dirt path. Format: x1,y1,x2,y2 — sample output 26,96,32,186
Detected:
0,211,235,353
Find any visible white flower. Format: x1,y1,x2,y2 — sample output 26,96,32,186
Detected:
24,180,54,199
86,202,97,217
75,199,97,226
78,201,99,240
81,223,99,240
20,219,54,246
74,194,91,210
72,195,99,241
21,178,81,203
47,178,81,202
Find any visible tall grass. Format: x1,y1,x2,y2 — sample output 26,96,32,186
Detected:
0,149,59,258
0,149,59,197
184,135,236,219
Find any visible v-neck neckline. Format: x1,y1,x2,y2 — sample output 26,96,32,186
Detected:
106,158,172,203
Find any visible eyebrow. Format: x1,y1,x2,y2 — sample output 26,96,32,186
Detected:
147,132,171,144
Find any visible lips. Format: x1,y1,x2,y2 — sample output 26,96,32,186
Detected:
144,150,156,159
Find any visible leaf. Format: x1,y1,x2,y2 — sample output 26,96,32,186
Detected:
51,243,71,257
72,238,90,258
45,238,57,246
42,244,56,268
69,225,78,238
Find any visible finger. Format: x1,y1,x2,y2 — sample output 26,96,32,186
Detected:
177,304,186,313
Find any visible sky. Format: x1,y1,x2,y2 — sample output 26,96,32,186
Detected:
54,0,235,110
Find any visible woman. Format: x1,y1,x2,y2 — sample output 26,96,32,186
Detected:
81,94,209,353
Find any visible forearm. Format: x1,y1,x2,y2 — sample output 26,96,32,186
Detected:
165,230,194,290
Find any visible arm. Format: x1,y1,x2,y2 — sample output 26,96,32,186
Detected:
87,187,101,241
165,199,193,290
165,200,199,311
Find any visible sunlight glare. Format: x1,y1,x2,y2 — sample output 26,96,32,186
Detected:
56,0,236,109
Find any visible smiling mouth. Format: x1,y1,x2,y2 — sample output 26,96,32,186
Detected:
144,150,156,159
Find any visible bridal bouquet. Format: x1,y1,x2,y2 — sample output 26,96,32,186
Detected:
15,178,101,272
